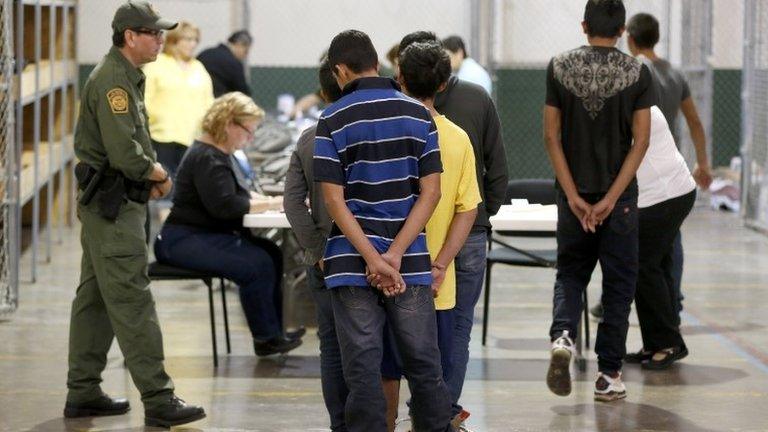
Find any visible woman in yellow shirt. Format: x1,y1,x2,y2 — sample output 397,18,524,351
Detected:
144,21,214,191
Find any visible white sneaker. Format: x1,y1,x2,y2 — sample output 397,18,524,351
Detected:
547,330,574,396
594,371,627,402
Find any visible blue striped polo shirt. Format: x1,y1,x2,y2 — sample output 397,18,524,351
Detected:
313,77,443,289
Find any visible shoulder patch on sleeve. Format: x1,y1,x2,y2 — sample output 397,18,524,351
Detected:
106,88,129,114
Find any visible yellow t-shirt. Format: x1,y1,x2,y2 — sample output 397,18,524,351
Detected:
143,53,214,146
428,115,482,310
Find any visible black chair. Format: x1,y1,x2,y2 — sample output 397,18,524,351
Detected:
483,179,590,367
148,258,231,367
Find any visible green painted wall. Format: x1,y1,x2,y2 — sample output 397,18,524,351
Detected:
79,64,743,177
712,69,742,168
495,68,552,179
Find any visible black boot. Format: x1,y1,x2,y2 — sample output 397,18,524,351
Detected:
253,336,302,356
144,395,206,428
64,393,130,418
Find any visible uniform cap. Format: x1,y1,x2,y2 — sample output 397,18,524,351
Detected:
112,0,177,32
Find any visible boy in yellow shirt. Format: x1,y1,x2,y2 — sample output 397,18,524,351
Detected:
374,40,481,432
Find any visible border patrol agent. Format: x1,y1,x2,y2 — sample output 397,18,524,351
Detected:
64,1,205,427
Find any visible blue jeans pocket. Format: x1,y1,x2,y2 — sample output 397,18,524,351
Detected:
393,285,432,312
337,286,376,310
455,233,487,272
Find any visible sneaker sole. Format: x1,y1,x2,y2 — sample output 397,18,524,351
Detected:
547,347,572,396
144,411,206,428
63,406,130,418
594,390,627,402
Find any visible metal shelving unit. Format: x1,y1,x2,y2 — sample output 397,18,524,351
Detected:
1,0,18,316
9,0,77,289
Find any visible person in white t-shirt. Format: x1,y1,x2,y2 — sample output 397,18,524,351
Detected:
626,105,696,370
442,35,492,94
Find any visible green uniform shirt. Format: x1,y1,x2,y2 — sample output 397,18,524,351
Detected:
75,46,156,181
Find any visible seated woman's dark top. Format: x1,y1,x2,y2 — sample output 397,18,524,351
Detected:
166,140,250,233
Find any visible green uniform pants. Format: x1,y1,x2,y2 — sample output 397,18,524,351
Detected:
66,200,174,409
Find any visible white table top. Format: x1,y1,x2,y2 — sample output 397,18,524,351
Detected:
488,204,557,231
243,204,557,231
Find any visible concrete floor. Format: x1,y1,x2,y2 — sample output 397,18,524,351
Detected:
2,206,768,431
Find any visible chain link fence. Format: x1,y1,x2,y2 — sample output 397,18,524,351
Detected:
1,0,18,316
678,0,714,170
742,0,768,232
491,0,717,179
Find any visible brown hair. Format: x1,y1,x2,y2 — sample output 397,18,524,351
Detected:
162,21,200,60
202,92,264,144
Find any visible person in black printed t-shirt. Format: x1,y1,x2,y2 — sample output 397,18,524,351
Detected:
543,0,655,403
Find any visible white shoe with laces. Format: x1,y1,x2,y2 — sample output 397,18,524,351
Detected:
594,371,627,402
547,330,575,396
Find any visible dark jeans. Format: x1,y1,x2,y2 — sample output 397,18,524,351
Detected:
550,191,639,373
154,224,283,340
308,265,349,432
332,285,452,432
381,309,455,382
635,190,695,352
447,229,487,416
671,231,684,313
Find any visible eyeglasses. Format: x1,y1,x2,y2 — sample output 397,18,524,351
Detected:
131,28,164,39
236,122,257,139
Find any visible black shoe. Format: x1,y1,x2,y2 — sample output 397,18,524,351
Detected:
286,327,306,340
642,346,689,370
63,393,130,418
590,302,604,320
624,348,653,364
144,395,205,428
254,336,302,356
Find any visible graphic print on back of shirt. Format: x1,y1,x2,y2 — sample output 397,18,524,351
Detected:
553,48,642,119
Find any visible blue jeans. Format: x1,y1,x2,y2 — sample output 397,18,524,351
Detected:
332,285,452,432
447,230,487,416
381,309,454,382
308,265,349,432
154,224,283,340
550,191,639,373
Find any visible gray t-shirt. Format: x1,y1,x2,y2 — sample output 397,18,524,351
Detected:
641,57,691,142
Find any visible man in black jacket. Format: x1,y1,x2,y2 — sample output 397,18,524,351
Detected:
398,31,509,427
197,30,252,97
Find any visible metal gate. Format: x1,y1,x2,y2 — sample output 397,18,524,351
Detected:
1,0,18,316
742,0,768,232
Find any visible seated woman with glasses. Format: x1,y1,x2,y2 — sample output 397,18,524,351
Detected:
154,92,303,356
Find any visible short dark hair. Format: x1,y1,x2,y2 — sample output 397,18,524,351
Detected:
318,58,343,103
583,0,626,38
386,44,400,67
442,35,467,58
228,30,252,46
627,13,660,49
398,31,438,55
328,30,378,74
398,41,451,100
112,29,126,47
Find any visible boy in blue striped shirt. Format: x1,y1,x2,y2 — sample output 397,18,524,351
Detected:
314,30,453,432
